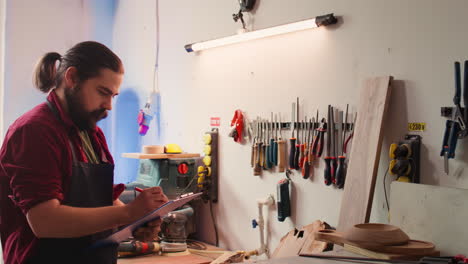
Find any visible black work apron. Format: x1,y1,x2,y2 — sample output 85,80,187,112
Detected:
26,101,118,264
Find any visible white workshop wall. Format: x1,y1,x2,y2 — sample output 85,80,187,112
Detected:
2,0,93,133
1,0,134,183
2,0,467,258
111,0,468,255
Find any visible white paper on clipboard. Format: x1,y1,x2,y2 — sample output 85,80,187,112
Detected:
93,192,202,247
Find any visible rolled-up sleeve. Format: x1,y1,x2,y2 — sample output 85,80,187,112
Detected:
2,123,69,214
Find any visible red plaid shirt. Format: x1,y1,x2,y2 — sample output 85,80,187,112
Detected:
0,90,114,264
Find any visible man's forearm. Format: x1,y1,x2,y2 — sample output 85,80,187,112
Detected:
113,198,125,206
27,199,131,238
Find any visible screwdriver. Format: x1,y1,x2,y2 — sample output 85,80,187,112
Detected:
299,118,306,169
302,118,312,179
289,102,297,170
465,61,468,125
336,105,348,188
277,115,286,173
251,119,257,168
323,105,333,186
332,109,343,184
270,112,278,168
308,111,318,164
302,118,308,167
330,107,337,184
294,98,301,169
265,119,271,169
273,114,279,166
268,120,274,169
259,122,266,170
262,121,269,170
253,119,262,176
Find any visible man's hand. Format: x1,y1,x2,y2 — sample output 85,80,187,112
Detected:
133,219,162,242
127,187,168,242
125,187,168,223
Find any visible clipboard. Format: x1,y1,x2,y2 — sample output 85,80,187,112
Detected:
93,192,202,248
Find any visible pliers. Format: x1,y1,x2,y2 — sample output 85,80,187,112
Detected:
440,61,468,174
311,118,327,158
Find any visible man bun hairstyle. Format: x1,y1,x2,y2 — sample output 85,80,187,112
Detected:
33,52,62,93
33,41,123,93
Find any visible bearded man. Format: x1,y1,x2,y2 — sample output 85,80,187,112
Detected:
0,41,167,264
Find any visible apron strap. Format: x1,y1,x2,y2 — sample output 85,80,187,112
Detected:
46,100,62,122
46,100,78,163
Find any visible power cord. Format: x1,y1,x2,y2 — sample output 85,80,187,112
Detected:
383,166,391,212
178,169,199,197
209,199,219,247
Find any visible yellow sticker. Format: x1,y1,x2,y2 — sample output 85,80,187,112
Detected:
408,122,426,132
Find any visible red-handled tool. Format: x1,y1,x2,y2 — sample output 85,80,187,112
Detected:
289,101,297,170
302,118,313,179
293,98,301,170
335,105,348,188
329,106,337,184
312,118,327,158
299,119,306,169
323,105,333,186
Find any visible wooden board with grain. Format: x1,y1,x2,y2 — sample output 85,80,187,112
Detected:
117,253,213,264
337,76,393,232
122,153,200,159
272,220,330,258
343,244,439,260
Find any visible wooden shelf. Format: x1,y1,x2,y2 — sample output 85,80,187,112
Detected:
121,153,200,159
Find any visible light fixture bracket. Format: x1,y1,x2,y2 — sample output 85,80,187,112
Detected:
315,13,338,27
239,0,256,12
233,0,256,29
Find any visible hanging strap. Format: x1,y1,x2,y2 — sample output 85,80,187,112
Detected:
46,100,78,163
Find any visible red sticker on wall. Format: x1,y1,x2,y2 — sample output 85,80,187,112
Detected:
210,117,221,127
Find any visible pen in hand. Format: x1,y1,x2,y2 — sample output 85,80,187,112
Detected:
135,187,143,193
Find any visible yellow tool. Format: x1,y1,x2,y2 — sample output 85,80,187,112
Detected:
388,140,415,182
203,134,212,144
165,143,182,154
203,145,212,155
203,156,212,166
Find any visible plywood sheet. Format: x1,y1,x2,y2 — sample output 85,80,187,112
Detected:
272,221,329,258
337,76,393,231
122,153,200,159
390,182,468,255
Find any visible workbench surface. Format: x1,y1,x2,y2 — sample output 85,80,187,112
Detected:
241,247,365,264
117,253,214,264
118,245,365,264
117,241,223,264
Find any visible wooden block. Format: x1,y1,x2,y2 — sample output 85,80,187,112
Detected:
343,243,440,260
272,220,330,258
338,76,393,232
210,251,245,264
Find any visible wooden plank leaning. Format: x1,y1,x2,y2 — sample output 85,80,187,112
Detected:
337,76,393,232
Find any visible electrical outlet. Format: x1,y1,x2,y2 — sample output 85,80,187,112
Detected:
198,128,218,203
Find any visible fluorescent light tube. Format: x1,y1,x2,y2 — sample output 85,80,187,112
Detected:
185,13,337,53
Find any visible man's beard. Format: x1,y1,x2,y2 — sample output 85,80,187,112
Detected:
64,85,108,130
